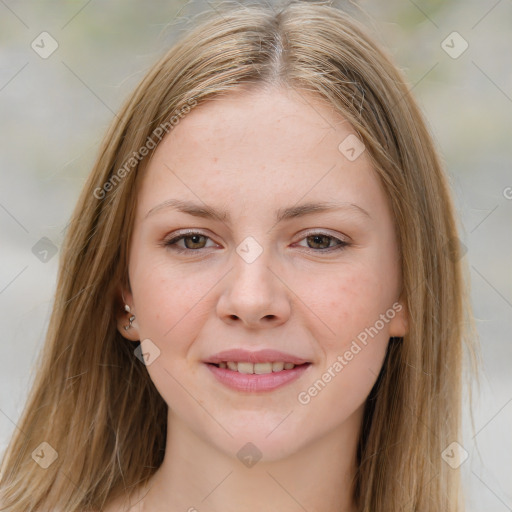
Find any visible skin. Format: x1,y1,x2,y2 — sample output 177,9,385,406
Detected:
112,85,408,512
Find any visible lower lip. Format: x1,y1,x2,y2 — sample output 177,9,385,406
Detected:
205,363,311,392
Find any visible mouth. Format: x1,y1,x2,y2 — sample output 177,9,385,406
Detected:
204,353,312,392
204,348,312,392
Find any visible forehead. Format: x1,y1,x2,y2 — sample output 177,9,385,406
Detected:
136,86,388,222
162,86,348,164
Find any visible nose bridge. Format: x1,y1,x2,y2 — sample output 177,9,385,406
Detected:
231,235,276,297
216,234,290,327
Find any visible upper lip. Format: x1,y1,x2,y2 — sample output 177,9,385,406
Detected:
204,349,310,365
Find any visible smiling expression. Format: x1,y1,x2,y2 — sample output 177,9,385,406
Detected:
118,85,408,460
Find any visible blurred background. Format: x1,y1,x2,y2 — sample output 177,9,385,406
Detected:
1,0,511,509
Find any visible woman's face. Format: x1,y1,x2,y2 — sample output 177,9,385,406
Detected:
118,86,408,460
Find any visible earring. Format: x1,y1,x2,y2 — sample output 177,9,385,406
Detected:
124,304,136,331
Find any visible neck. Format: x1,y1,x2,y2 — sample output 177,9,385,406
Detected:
139,408,361,512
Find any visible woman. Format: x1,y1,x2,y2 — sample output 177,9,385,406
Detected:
0,1,477,510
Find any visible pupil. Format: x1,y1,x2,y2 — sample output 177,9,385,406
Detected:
185,234,204,249
310,235,329,249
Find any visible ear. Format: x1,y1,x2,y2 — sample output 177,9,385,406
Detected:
388,295,409,338
115,285,140,341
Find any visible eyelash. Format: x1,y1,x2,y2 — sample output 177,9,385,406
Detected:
162,230,349,255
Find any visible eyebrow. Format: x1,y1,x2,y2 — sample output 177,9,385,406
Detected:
144,198,371,223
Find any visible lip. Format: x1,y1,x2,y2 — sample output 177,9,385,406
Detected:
206,362,311,392
204,348,310,365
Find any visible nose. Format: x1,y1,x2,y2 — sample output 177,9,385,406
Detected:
216,249,291,330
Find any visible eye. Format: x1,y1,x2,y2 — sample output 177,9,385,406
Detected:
294,231,349,252
163,231,217,253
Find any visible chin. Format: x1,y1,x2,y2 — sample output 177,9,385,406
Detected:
209,416,312,462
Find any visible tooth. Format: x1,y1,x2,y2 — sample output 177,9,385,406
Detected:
237,362,254,374
254,362,273,374
272,361,284,372
221,361,295,373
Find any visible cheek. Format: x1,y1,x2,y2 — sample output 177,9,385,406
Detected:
296,270,391,423
317,264,394,345
130,256,209,351
295,260,395,416
130,261,211,401
307,345,387,428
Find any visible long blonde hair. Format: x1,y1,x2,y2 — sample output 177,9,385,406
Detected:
0,1,477,510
